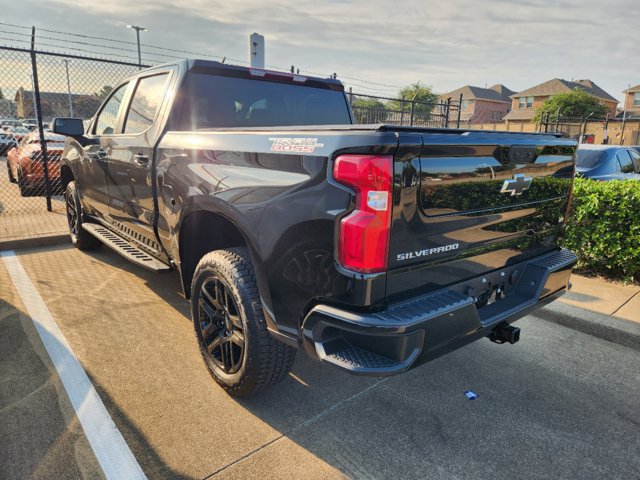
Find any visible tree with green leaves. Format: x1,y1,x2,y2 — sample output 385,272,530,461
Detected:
533,89,608,123
351,97,385,110
96,85,113,101
74,95,102,119
387,82,438,115
351,96,387,122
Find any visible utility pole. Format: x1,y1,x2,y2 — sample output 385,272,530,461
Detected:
127,25,148,68
62,59,73,117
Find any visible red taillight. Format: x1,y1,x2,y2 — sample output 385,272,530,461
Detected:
333,154,393,273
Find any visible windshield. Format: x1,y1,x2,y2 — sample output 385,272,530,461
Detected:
576,149,607,169
177,72,351,129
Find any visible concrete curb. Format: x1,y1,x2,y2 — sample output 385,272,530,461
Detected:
0,234,69,252
534,300,640,351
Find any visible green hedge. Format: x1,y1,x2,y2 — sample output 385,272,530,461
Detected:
563,178,640,282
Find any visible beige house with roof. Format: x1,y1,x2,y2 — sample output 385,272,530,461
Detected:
439,84,515,123
622,84,640,118
503,79,618,124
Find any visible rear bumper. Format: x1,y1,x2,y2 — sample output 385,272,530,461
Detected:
301,248,577,375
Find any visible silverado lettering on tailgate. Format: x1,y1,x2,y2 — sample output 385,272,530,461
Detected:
397,243,460,261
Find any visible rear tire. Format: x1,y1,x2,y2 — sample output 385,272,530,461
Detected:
191,247,296,397
65,181,101,250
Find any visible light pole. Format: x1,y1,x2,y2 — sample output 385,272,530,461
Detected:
126,25,148,68
580,112,594,143
62,59,73,117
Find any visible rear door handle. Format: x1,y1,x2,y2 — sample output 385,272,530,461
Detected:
133,154,149,166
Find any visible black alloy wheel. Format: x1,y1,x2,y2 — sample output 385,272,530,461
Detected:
65,185,79,239
191,248,296,396
196,276,246,375
64,181,101,250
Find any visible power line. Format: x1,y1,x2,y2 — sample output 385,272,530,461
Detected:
0,29,190,65
0,22,238,65
0,21,408,93
0,22,229,62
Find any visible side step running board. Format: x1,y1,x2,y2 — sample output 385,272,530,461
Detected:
82,223,171,272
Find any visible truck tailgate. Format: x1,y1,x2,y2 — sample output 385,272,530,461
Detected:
387,131,576,303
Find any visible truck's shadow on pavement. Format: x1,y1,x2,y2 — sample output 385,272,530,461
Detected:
10,243,640,480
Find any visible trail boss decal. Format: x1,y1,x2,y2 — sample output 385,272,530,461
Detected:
269,137,324,153
397,243,460,262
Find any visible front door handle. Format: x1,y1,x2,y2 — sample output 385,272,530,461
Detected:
95,148,108,160
133,154,149,166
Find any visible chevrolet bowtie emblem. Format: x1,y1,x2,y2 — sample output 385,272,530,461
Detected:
500,174,532,196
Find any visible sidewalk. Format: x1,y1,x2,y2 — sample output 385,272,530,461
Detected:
536,273,640,350
560,274,640,323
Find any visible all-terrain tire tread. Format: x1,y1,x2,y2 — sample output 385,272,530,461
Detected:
192,247,296,397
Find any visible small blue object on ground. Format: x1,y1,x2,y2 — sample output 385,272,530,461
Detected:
464,390,478,400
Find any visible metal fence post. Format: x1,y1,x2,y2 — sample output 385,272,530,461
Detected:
400,96,405,126
544,112,549,133
30,27,52,211
444,98,451,128
409,99,415,126
457,93,463,128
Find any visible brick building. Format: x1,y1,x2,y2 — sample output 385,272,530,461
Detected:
621,84,640,118
14,87,100,121
439,84,514,123
503,79,618,124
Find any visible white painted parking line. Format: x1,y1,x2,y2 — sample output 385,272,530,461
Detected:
1,250,147,480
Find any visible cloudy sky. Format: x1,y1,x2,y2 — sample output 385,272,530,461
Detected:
1,0,638,102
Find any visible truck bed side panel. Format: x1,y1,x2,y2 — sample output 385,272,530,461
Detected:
156,130,398,338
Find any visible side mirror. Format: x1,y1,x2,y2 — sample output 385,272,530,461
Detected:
51,117,84,137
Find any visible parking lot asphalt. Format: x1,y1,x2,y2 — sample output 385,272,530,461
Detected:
0,156,67,242
1,244,640,479
0,253,103,480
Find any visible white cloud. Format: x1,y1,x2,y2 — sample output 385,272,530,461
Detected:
2,0,638,101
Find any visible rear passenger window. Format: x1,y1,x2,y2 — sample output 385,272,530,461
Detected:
124,73,169,134
616,150,634,174
94,83,128,135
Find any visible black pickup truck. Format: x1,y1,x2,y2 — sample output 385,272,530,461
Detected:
52,60,577,396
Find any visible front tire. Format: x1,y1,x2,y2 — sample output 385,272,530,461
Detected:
65,181,101,250
17,168,32,196
191,247,296,397
7,161,16,183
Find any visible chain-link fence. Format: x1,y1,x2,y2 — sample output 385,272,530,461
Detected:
348,91,461,128
0,38,462,243
0,44,143,241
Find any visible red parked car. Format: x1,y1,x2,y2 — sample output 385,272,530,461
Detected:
6,131,66,196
